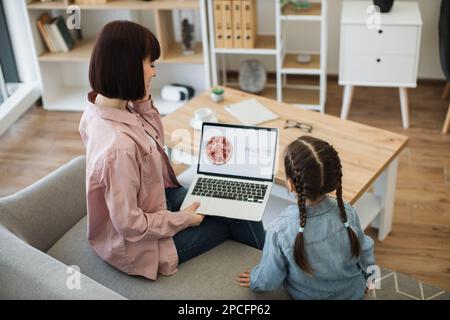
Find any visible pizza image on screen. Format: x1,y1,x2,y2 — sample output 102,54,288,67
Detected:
205,136,233,165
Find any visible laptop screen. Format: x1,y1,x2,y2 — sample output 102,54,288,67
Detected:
197,123,278,182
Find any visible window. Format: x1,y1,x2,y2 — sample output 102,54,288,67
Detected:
0,0,20,104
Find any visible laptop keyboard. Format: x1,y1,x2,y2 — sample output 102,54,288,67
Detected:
192,177,268,203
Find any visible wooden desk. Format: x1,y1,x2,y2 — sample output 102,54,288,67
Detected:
162,87,408,240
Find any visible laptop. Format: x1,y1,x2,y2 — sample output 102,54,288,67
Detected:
180,122,279,221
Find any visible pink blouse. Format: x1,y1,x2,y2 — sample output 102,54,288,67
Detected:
79,92,191,280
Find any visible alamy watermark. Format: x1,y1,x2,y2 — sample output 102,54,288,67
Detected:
367,265,382,290
170,127,279,176
66,265,81,290
366,5,381,30
66,5,81,30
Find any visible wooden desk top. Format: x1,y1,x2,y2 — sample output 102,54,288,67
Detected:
162,87,408,204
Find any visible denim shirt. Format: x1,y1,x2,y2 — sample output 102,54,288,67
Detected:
250,196,375,300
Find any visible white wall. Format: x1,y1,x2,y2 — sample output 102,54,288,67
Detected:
224,0,445,80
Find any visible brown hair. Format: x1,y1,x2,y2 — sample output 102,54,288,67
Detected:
89,20,160,101
284,136,361,274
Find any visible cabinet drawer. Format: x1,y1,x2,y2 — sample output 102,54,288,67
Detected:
342,25,418,55
341,54,416,85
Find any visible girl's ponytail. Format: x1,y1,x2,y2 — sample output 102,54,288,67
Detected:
335,161,361,258
291,164,313,274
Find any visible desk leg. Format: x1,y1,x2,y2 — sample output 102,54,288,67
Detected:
399,87,409,129
442,104,450,134
340,85,354,120
371,157,399,241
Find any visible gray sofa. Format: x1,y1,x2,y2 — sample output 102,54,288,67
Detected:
0,156,288,300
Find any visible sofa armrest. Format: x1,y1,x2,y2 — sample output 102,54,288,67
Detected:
0,156,87,252
0,226,125,300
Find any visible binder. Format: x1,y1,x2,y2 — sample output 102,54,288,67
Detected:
231,0,243,48
222,0,234,48
213,0,224,48
242,0,256,49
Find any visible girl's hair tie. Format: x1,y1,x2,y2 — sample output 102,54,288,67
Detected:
344,222,350,228
298,226,305,233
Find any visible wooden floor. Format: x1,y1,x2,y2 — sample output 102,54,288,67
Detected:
1,79,449,290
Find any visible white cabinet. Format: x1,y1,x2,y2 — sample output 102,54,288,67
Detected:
341,25,419,56
338,1,422,128
342,54,416,85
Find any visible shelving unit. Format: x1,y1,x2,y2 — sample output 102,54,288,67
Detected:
278,0,327,112
26,0,211,111
37,38,93,62
280,2,322,20
281,53,321,74
27,0,201,11
214,34,277,55
37,37,204,64
207,0,327,113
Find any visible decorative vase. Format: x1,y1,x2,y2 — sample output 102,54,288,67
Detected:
239,60,267,94
373,0,395,13
180,9,196,55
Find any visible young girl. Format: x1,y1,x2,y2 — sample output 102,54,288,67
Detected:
237,136,375,299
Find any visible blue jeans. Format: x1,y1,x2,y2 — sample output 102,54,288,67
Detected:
165,186,266,264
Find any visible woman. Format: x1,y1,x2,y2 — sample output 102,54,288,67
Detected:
79,20,265,280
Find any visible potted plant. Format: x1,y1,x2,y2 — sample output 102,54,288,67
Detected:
210,87,224,102
281,0,311,12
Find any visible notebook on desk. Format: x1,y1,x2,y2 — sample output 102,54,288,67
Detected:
224,98,279,126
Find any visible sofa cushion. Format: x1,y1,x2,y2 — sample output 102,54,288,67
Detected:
47,216,290,300
0,156,86,252
0,226,125,300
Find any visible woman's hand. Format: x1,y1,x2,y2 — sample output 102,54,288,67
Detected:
236,270,251,288
181,201,204,227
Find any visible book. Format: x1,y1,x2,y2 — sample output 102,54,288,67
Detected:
55,16,75,50
50,17,69,52
224,98,279,125
231,0,243,48
37,14,75,53
213,0,224,48
36,13,56,52
45,21,61,52
222,0,233,48
242,0,256,48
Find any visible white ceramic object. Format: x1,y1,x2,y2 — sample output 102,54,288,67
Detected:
296,53,312,64
189,114,219,130
239,60,267,93
194,107,213,121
